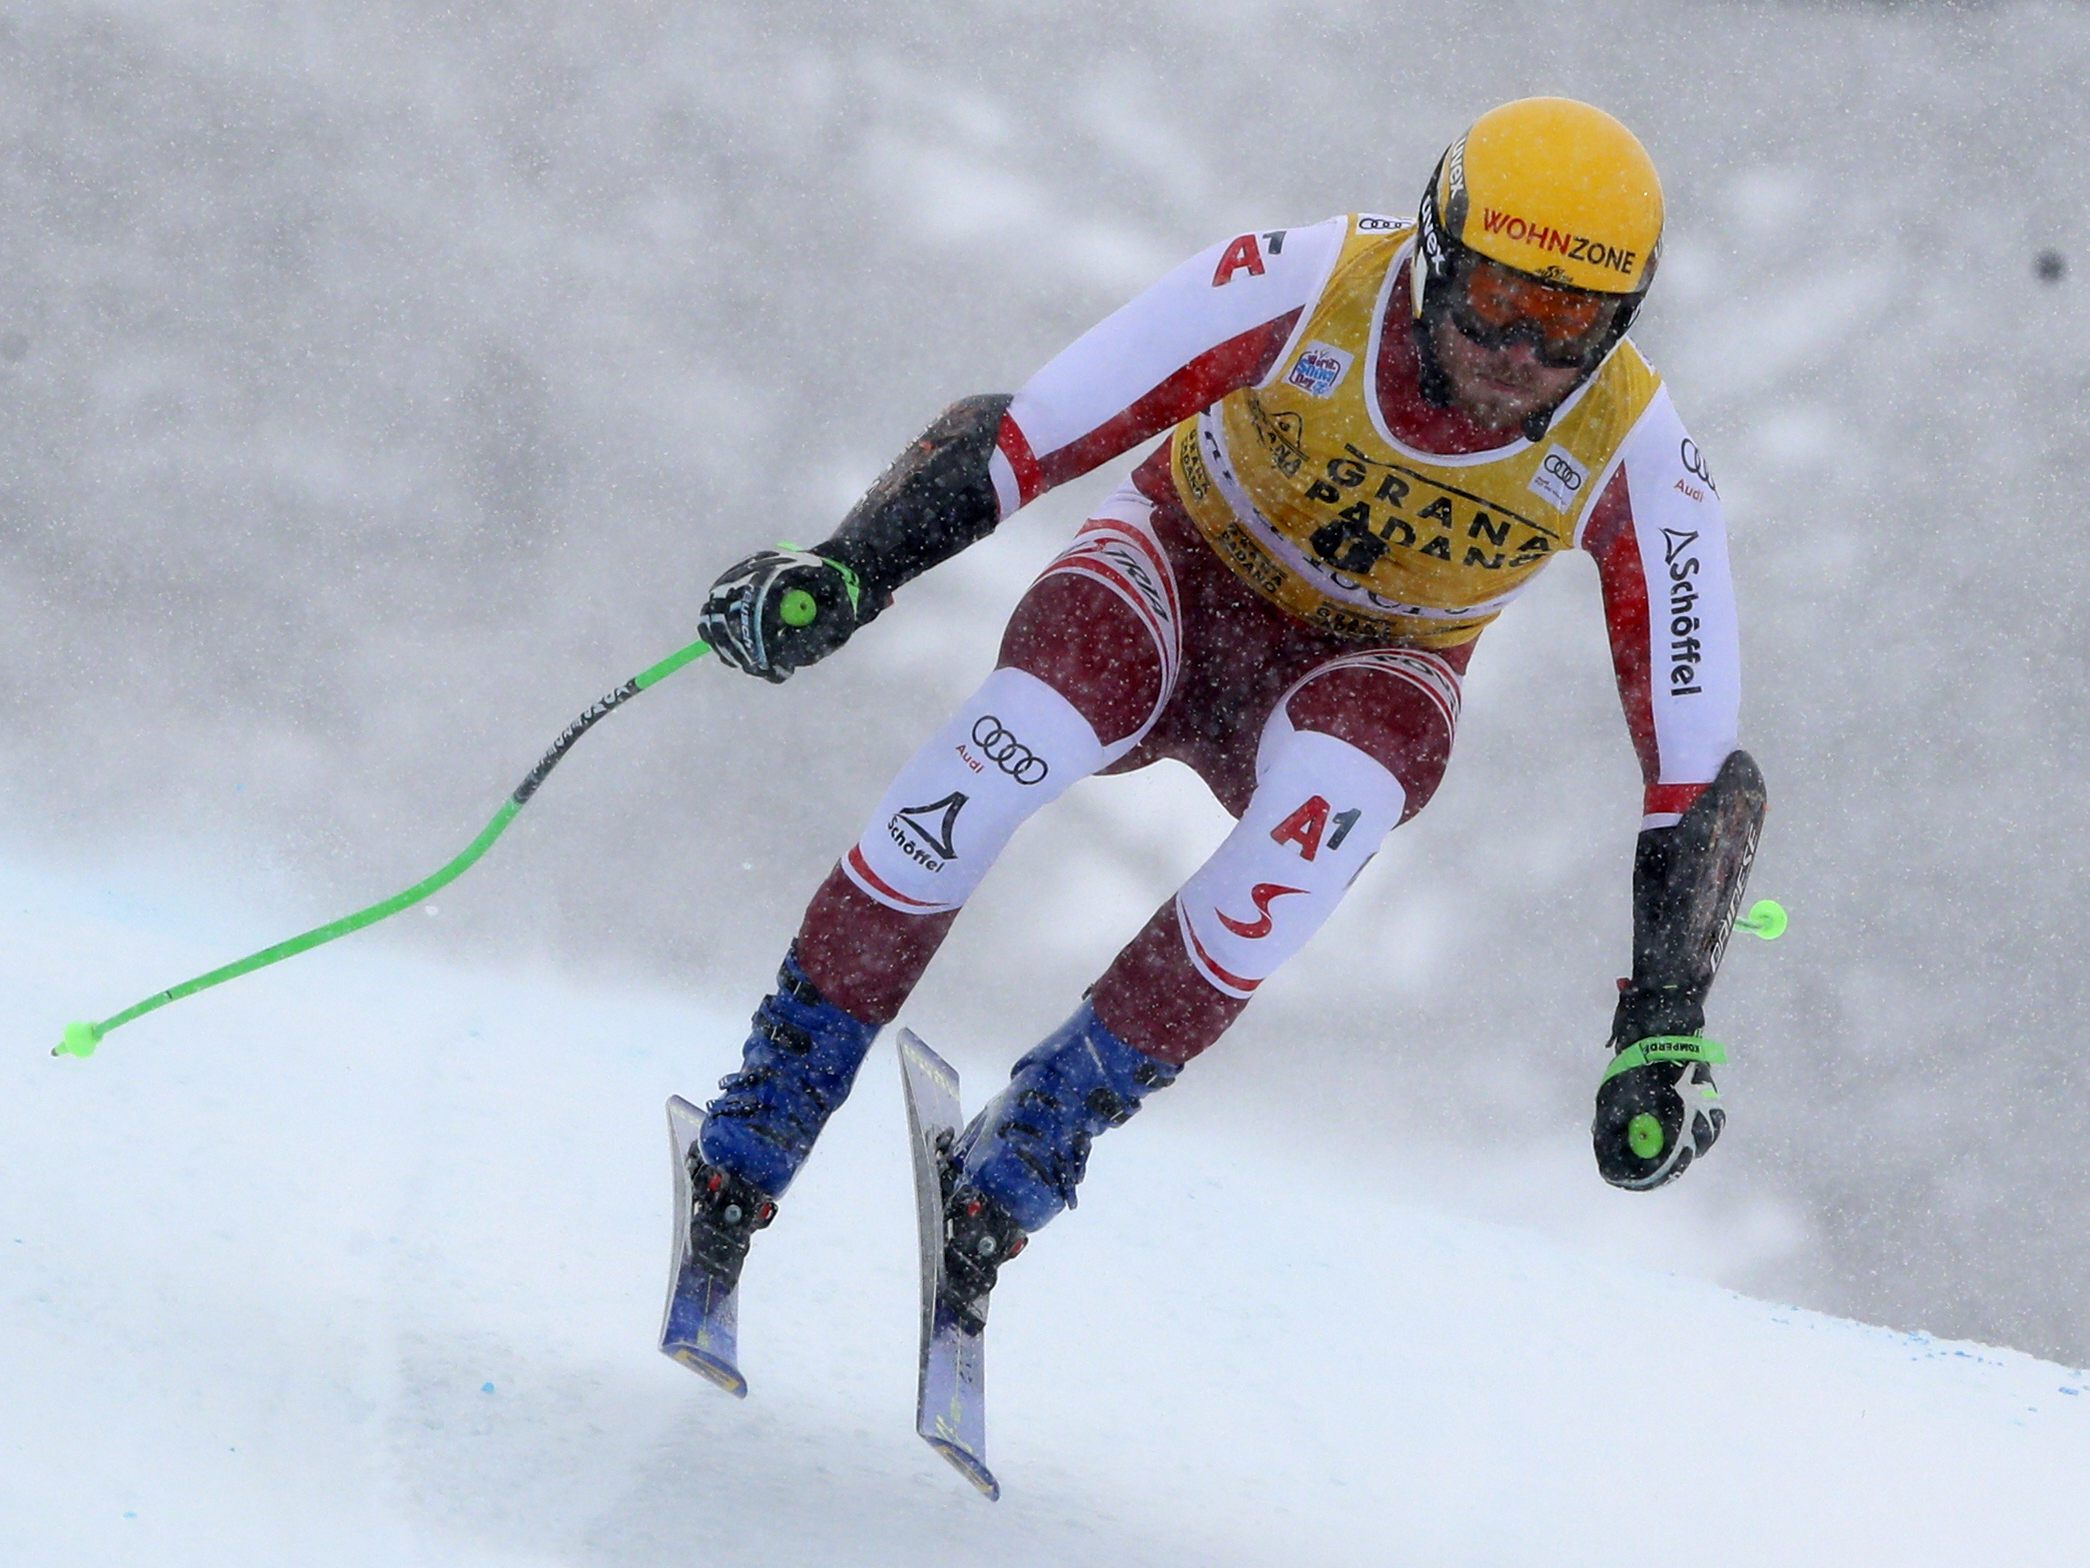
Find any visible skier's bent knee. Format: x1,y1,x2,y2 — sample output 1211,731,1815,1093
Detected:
839,666,1112,916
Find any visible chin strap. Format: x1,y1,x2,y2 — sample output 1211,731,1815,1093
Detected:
1411,310,1455,410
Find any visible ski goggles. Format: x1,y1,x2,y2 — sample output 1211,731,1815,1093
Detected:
1445,255,1626,369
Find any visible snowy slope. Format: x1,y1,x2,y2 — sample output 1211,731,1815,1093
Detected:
3,858,2085,1568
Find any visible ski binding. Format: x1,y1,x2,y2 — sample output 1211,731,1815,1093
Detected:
658,1094,749,1397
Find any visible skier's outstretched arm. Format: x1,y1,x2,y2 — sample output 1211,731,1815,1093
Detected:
699,219,1347,681
1581,392,1757,1188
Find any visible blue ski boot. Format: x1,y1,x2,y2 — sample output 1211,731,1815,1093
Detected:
942,1000,1179,1327
690,951,880,1284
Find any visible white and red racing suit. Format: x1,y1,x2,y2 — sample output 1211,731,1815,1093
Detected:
794,215,1741,1063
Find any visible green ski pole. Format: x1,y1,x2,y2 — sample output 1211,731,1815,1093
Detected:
55,590,824,1060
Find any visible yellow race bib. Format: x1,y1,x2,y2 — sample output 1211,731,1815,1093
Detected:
1171,216,1661,646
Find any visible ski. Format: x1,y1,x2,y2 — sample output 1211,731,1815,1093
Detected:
896,1029,1001,1501
658,1094,749,1397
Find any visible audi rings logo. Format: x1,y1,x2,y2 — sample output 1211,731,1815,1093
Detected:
1680,438,1717,493
970,716,1049,784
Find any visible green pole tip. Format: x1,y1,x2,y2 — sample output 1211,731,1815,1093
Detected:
779,588,818,627
1737,898,1788,941
1627,1111,1666,1160
55,1020,103,1059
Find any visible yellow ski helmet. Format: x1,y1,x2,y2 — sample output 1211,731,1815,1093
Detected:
1413,97,1665,353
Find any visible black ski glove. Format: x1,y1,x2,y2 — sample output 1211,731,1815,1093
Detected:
1591,752,1766,1192
698,548,869,683
1592,982,1724,1190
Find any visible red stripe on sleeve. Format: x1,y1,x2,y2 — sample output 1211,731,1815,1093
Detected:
996,413,1044,508
1585,472,1720,819
1643,781,1710,817
1583,469,1660,787
1033,310,1302,495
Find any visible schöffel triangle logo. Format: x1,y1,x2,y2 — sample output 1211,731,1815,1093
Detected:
892,792,967,861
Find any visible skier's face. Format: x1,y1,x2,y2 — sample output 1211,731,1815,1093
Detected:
1428,308,1591,431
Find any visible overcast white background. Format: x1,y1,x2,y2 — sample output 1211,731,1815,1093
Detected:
5,0,2088,1379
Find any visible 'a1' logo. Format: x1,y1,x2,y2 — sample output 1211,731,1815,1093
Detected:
1270,796,1361,861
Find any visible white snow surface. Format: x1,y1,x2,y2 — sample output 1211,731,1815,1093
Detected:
4,857,2086,1568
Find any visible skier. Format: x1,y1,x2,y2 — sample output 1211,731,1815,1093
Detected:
685,97,1758,1323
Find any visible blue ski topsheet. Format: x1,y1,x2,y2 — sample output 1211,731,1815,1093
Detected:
659,1094,748,1398
897,1029,1000,1501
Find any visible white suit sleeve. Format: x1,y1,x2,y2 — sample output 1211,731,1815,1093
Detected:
1581,386,1742,828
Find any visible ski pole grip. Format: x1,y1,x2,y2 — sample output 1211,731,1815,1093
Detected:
780,588,819,627
1736,898,1787,941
